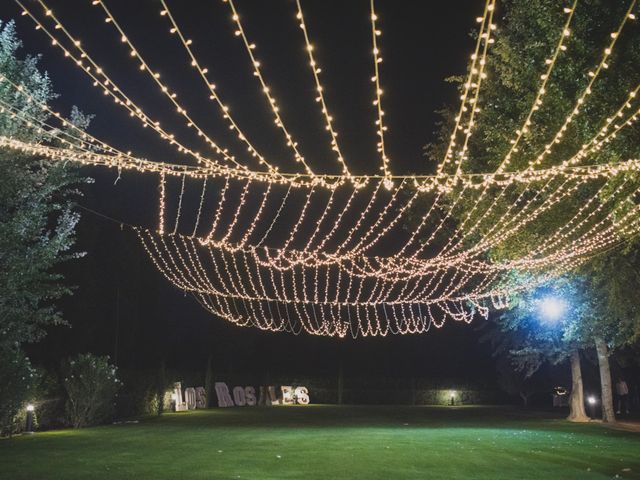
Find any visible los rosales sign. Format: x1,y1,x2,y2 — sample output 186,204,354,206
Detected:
171,382,310,411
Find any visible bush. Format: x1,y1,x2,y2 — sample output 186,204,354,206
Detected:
114,367,176,419
62,353,120,428
0,345,39,437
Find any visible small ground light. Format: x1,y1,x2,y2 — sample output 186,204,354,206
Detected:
25,404,35,434
587,396,597,419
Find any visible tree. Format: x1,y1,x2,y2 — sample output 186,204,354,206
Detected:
487,255,640,423
495,356,548,407
482,278,590,421
420,0,640,422
155,360,168,415
204,355,215,408
0,20,86,434
566,249,640,422
566,350,589,422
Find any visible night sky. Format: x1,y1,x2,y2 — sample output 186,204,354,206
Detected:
0,0,522,392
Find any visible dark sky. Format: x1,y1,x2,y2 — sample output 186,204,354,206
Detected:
2,0,479,175
0,0,512,389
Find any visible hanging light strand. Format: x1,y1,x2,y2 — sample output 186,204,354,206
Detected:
294,0,353,178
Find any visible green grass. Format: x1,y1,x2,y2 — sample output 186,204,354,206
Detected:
1,406,639,479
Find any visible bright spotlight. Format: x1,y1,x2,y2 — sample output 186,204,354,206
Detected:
26,404,34,412
587,396,597,405
538,296,567,323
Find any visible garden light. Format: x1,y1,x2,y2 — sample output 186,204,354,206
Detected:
587,395,598,419
25,404,35,433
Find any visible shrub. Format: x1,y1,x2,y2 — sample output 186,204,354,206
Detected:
114,367,176,419
62,353,120,428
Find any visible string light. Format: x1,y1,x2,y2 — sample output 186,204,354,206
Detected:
438,0,495,176
496,0,578,173
223,0,317,179
295,0,352,178
369,0,393,184
159,172,166,235
90,0,256,173
526,0,638,171
158,0,281,175
452,0,497,177
6,0,640,337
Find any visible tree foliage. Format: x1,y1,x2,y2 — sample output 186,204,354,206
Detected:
0,19,87,347
421,0,640,354
424,0,640,254
576,249,640,348
0,20,87,434
482,278,588,375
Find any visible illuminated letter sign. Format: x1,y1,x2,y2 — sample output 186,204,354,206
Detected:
245,386,257,406
215,382,234,407
232,386,246,406
200,382,309,408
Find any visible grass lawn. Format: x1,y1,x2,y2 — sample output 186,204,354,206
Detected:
1,405,639,479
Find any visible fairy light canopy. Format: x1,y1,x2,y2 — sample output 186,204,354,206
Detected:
13,1,480,178
2,0,640,337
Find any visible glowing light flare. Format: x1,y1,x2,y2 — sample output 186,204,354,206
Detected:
537,295,567,323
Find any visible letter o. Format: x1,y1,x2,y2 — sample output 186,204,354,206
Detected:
233,386,246,406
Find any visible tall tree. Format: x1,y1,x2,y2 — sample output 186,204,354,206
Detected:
569,249,640,421
487,253,640,423
422,0,640,421
0,20,85,434
482,278,590,421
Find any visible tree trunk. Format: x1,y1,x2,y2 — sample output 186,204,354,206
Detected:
337,358,344,405
520,392,529,408
410,377,417,406
567,350,589,422
156,360,166,415
595,336,616,423
204,355,214,408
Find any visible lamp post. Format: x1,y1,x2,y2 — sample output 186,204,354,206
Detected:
25,404,35,434
450,390,456,406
